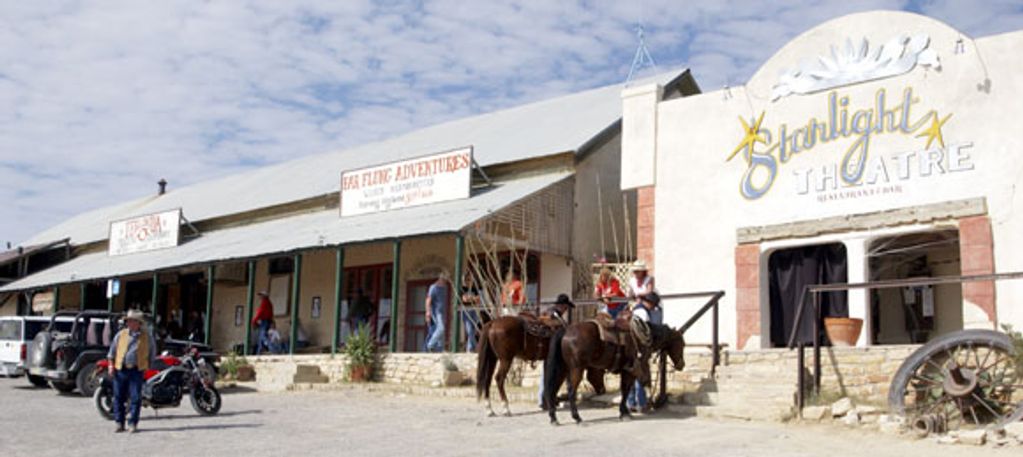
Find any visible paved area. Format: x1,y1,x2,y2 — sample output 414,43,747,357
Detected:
0,377,1015,456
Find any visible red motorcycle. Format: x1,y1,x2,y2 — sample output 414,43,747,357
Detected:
93,347,221,419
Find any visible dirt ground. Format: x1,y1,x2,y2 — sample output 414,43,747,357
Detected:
0,378,1016,457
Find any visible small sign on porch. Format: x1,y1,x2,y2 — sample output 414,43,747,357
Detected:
108,209,182,256
340,146,473,217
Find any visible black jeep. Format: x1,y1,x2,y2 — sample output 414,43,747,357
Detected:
27,310,219,397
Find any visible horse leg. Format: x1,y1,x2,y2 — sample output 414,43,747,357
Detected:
619,371,634,421
568,368,584,424
586,368,606,396
494,357,513,417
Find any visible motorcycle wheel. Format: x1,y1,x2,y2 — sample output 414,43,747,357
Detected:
94,384,114,420
190,385,222,416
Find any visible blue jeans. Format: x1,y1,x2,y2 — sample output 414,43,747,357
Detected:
256,320,271,355
113,368,144,425
627,379,647,410
462,310,480,352
426,312,445,352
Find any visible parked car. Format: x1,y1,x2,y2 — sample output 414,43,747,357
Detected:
27,310,220,397
0,316,73,387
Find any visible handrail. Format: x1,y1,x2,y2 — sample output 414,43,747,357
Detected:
785,270,1023,416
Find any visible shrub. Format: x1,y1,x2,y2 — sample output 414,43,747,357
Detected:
344,323,376,369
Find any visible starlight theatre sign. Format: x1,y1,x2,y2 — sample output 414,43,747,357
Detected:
340,146,473,217
108,209,182,256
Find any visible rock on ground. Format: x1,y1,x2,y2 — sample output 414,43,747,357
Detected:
831,397,854,417
802,406,831,422
958,429,987,446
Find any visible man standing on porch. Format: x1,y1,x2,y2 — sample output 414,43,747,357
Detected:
251,291,274,354
424,273,450,352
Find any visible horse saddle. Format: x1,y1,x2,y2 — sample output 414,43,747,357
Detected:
590,314,633,346
519,313,560,339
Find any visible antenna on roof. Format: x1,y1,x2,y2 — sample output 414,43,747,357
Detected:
625,24,658,84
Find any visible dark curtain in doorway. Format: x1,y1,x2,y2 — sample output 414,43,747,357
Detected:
768,244,848,347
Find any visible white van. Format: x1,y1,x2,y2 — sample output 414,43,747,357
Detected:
0,316,73,386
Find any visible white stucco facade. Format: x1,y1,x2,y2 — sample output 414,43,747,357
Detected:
622,11,1023,349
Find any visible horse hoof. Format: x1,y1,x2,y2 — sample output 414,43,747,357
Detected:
619,414,632,422
550,420,559,426
504,411,512,417
487,411,496,417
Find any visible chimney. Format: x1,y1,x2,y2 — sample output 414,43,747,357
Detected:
158,179,168,195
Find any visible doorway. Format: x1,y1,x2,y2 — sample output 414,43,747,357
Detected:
768,243,848,347
868,230,961,344
340,264,393,346
404,279,452,352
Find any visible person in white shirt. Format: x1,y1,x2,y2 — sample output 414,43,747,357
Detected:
628,261,661,324
626,260,661,413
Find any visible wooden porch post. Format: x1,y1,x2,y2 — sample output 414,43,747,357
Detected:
332,247,345,356
205,265,215,346
243,261,256,355
449,234,464,352
389,240,401,352
289,253,302,356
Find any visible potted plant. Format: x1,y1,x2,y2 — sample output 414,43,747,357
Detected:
345,323,376,382
220,350,254,382
824,317,864,347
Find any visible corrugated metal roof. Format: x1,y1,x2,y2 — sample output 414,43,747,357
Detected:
3,171,573,292
23,70,688,247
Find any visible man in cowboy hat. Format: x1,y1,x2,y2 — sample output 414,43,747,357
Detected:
537,293,575,407
106,309,157,433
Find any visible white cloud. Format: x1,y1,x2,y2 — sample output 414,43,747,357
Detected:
1,0,1021,245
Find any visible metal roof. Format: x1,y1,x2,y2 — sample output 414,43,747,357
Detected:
2,171,573,292
22,70,689,247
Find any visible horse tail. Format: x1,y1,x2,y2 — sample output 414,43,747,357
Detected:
475,322,495,401
543,326,567,409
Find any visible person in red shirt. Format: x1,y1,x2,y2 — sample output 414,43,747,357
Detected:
251,291,274,354
501,271,525,311
594,267,626,318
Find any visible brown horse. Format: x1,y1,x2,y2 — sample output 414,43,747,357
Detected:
543,320,685,424
476,315,605,416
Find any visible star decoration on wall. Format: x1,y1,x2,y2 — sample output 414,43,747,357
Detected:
915,112,952,150
727,111,767,163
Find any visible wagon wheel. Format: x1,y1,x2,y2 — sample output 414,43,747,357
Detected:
888,329,1023,432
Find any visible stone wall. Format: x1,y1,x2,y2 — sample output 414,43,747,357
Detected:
248,345,919,407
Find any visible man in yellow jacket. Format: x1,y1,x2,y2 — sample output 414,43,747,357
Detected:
106,309,157,433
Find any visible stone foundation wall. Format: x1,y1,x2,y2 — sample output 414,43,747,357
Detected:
247,345,919,406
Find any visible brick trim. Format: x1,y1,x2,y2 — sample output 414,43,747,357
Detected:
959,215,996,323
735,243,761,350
636,186,655,273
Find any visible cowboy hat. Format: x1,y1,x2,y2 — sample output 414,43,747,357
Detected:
630,260,649,272
124,309,147,322
554,293,575,308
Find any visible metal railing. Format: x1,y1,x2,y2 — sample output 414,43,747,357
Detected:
786,270,1023,414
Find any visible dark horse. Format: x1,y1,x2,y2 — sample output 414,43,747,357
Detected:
476,315,606,416
543,321,685,424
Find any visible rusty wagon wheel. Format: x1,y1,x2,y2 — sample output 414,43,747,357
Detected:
888,329,1023,433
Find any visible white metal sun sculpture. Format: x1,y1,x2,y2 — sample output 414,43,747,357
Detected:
771,34,941,101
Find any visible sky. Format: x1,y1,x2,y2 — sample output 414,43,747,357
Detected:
2,0,1022,246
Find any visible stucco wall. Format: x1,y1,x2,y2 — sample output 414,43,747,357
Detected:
622,11,1023,348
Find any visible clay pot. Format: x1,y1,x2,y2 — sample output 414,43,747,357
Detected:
349,365,372,382
824,317,863,347
236,365,255,382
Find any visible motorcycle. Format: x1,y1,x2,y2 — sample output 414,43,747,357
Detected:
93,347,222,419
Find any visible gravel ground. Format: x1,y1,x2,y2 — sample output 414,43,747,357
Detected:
0,377,1015,457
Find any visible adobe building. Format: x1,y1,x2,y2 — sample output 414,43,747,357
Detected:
1,70,699,355
621,11,1023,350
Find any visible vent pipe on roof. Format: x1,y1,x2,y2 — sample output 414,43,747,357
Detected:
158,179,168,195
